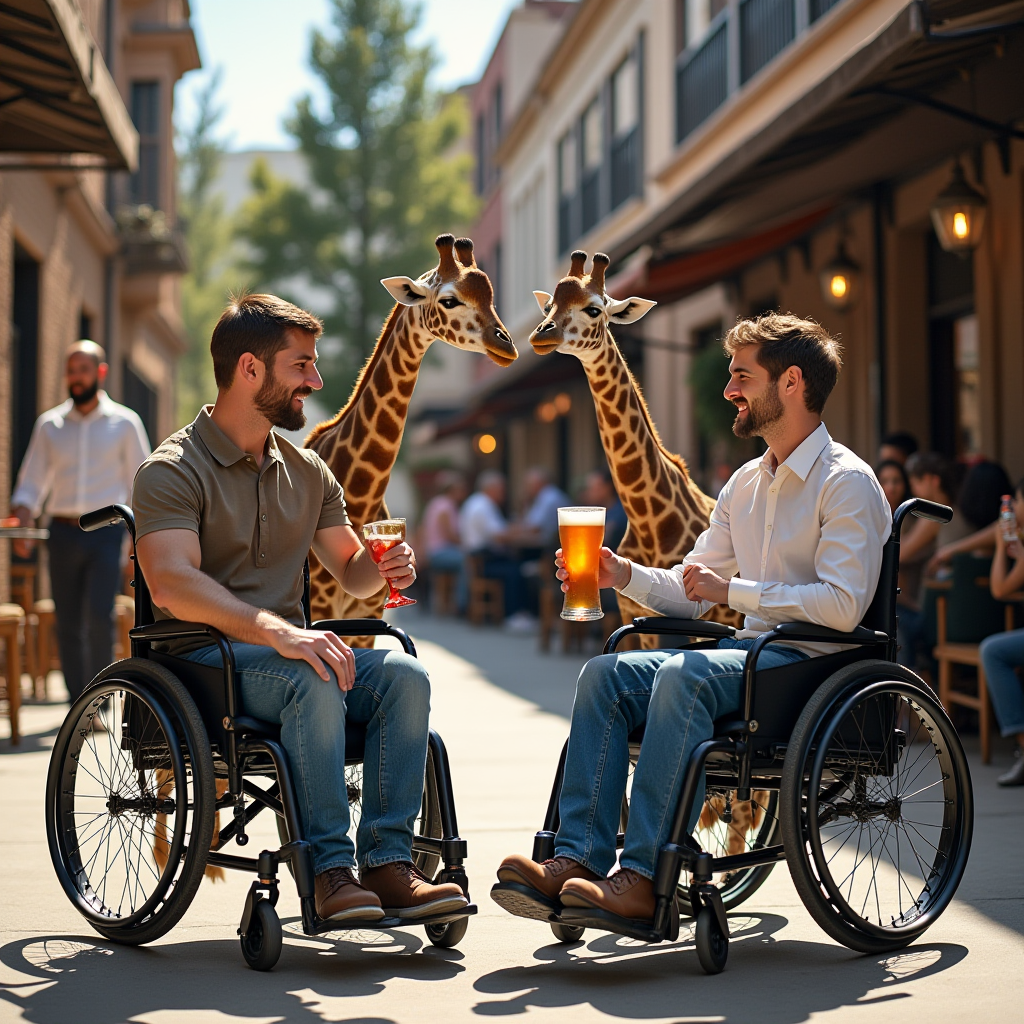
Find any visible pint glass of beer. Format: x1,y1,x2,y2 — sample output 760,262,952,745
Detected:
558,506,605,621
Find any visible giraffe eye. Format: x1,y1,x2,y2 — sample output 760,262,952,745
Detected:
584,306,602,318
439,296,463,310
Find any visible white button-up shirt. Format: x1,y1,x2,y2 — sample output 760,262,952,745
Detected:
619,423,892,656
12,393,151,518
459,491,508,551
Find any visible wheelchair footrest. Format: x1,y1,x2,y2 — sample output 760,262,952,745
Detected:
557,905,670,943
489,880,561,923
307,903,478,936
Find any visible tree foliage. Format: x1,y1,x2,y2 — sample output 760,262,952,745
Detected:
237,0,478,410
176,72,246,425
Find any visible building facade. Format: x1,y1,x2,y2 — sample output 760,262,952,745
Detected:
457,0,1024,504
1,0,199,563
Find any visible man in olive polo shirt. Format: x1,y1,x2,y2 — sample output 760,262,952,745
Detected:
133,293,467,924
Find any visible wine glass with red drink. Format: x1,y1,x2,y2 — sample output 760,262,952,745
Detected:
362,519,417,609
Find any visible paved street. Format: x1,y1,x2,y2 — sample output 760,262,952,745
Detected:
1,611,1021,1024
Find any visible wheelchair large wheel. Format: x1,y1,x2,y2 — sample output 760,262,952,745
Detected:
780,661,973,954
46,660,216,945
623,747,779,914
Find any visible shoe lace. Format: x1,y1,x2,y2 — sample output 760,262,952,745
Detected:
543,856,579,876
322,866,357,896
391,861,427,883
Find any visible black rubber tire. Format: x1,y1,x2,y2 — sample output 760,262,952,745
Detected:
780,661,973,954
550,922,585,943
46,660,216,946
695,906,729,974
426,915,469,948
240,899,283,971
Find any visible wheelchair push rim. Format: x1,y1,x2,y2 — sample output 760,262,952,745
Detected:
787,672,973,950
46,680,190,929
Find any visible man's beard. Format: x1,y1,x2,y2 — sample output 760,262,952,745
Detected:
69,380,99,406
732,383,784,439
255,370,311,432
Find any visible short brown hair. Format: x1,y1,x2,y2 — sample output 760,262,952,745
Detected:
723,312,842,415
211,293,322,389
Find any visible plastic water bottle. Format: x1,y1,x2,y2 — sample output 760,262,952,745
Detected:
999,495,1017,544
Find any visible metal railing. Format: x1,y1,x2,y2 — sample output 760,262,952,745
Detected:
741,0,796,84
677,19,729,142
611,126,641,211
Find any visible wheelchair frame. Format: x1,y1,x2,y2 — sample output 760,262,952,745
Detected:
49,504,476,967
510,497,973,964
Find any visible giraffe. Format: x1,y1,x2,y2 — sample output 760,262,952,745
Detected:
530,251,757,863
304,233,517,639
529,249,741,634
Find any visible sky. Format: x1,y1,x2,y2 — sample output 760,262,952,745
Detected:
176,0,524,152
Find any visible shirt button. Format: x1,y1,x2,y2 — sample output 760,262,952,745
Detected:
260,552,266,559
767,524,772,530
261,514,267,521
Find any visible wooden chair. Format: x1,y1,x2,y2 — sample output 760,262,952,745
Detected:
428,568,459,617
466,554,504,626
932,554,1018,764
0,603,25,744
33,598,61,700
9,562,36,612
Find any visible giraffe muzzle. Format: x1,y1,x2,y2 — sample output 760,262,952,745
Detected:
529,320,563,355
485,327,518,367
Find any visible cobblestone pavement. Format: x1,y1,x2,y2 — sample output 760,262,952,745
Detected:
1,609,1020,1023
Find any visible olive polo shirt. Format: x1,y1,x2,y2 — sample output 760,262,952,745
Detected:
132,406,351,653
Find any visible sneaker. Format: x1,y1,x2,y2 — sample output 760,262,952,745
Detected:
560,868,656,922
360,861,468,919
997,748,1024,787
315,866,385,922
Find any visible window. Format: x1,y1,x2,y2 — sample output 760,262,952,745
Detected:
130,81,161,208
611,52,641,210
123,361,158,448
580,96,603,234
79,310,93,342
511,174,546,318
475,113,486,195
557,130,578,254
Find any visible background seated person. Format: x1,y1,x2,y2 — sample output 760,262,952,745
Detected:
980,478,1024,786
133,294,467,925
507,466,570,550
459,470,526,618
419,470,468,575
878,430,918,466
493,313,891,925
580,466,628,553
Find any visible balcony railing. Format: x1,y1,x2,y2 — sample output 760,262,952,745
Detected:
611,126,641,211
677,0,846,142
677,19,728,142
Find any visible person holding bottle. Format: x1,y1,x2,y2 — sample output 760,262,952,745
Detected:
979,480,1024,786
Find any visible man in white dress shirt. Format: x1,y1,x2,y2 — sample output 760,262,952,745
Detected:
12,341,150,700
493,313,891,925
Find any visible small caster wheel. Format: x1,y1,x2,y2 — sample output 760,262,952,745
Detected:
426,916,469,948
695,905,728,974
550,922,584,943
240,899,283,971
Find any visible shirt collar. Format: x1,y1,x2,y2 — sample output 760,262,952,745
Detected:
64,391,113,422
761,422,830,482
194,406,287,467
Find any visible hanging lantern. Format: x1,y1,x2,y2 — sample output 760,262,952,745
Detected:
819,240,861,310
930,162,987,254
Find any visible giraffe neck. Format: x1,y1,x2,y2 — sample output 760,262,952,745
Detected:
580,336,710,558
307,304,432,526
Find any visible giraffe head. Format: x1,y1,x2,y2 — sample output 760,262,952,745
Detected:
529,250,656,361
380,234,518,367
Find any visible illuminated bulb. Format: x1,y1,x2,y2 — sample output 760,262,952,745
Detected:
829,275,848,300
537,402,558,423
477,433,497,454
953,212,969,239
553,392,572,414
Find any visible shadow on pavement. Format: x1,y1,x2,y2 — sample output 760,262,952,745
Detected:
0,926,464,1024
471,914,968,1022
0,725,58,756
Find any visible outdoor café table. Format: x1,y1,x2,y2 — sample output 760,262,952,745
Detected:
0,527,50,542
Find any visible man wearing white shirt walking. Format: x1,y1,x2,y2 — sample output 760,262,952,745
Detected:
12,341,151,700
493,313,892,926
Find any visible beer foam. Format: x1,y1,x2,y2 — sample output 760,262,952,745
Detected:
558,506,606,526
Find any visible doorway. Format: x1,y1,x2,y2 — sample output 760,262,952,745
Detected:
11,245,40,478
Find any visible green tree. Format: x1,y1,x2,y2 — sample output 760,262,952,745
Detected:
237,0,478,410
176,72,246,425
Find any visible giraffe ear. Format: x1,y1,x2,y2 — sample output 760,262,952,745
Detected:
381,276,430,306
606,296,657,324
533,291,553,313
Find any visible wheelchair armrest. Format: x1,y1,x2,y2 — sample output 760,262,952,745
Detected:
313,618,417,657
129,620,223,642
632,617,737,639
604,616,736,654
770,622,888,645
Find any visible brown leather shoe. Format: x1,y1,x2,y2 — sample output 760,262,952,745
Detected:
315,866,385,922
360,862,468,919
560,868,656,921
491,855,601,922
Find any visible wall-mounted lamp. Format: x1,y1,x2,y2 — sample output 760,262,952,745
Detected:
475,433,497,454
819,239,861,310
930,162,987,254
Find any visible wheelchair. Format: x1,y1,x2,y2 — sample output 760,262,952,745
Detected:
492,497,974,973
44,505,476,971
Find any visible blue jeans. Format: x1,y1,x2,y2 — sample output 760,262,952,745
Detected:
555,637,809,878
185,643,431,874
979,629,1024,737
